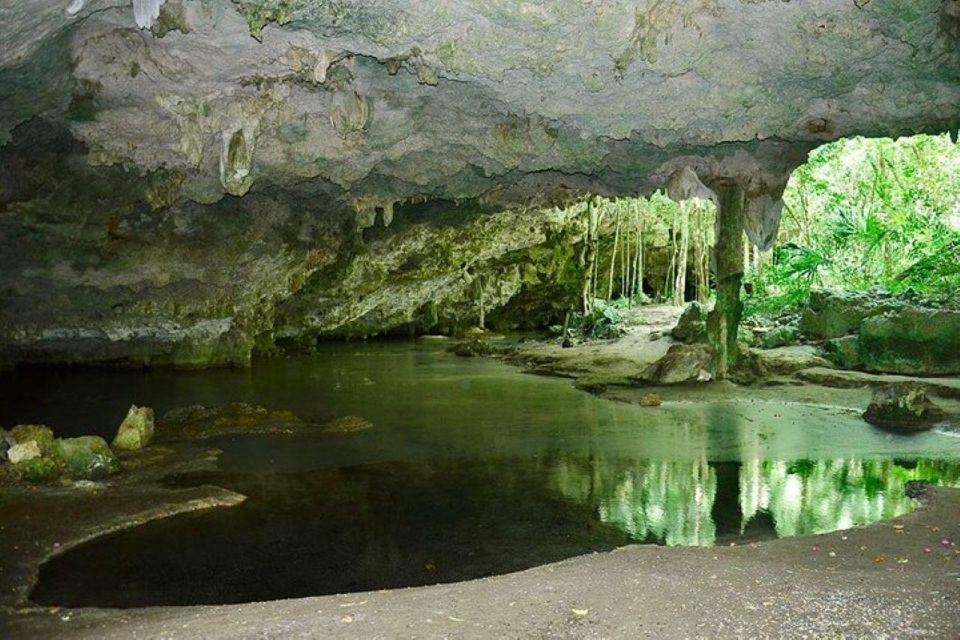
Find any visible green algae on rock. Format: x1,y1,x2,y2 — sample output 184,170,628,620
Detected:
15,456,61,483
53,436,121,480
10,424,56,455
112,405,156,451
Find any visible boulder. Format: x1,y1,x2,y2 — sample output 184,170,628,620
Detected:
638,344,715,385
862,383,946,432
800,289,899,340
823,335,862,370
761,325,799,349
859,308,960,375
7,440,41,465
671,302,707,344
53,436,121,480
10,424,55,454
16,456,61,483
112,405,155,451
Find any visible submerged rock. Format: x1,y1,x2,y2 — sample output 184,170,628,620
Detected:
671,302,707,344
638,344,715,385
859,308,960,376
638,393,662,407
159,402,305,439
323,416,374,433
450,338,496,358
112,405,155,451
7,440,41,465
863,383,946,432
53,436,121,480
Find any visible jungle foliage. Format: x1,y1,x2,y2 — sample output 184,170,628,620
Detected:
747,134,960,315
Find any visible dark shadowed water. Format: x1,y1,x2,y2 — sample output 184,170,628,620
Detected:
5,341,960,607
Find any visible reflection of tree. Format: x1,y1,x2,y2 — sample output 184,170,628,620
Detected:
552,457,718,546
551,450,960,547
739,458,960,538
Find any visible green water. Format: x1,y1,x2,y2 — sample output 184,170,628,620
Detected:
10,341,960,607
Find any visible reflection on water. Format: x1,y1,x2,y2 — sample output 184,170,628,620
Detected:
740,457,960,539
12,341,960,606
556,456,960,548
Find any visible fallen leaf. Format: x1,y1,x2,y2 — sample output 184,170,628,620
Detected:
448,616,464,622
572,608,589,617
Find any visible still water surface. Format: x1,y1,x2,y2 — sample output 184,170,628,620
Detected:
5,341,959,607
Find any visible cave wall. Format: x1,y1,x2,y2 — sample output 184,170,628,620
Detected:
1,0,959,366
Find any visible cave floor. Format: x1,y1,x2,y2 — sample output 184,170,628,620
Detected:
3,486,959,639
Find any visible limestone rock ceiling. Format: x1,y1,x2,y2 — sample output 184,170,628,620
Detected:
2,0,959,208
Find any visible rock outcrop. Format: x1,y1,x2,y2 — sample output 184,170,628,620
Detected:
801,289,960,376
859,308,960,376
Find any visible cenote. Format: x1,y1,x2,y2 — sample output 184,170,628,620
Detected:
4,3,960,636
9,341,959,608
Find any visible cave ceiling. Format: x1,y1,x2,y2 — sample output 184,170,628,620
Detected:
2,0,959,210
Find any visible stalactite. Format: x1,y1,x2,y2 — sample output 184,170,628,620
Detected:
133,0,165,30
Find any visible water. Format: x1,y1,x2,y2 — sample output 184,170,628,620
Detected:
6,341,960,608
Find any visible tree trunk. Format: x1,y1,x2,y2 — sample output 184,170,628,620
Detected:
581,200,600,313
674,201,690,306
477,275,485,330
608,208,621,300
706,182,746,379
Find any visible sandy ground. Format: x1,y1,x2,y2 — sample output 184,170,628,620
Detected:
3,486,959,639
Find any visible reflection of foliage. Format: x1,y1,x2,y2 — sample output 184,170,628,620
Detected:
553,453,960,547
552,457,718,546
749,134,960,316
739,457,960,538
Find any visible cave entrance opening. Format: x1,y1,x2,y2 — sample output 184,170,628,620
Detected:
743,132,960,321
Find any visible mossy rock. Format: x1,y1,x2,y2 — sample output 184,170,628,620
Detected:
859,308,960,375
53,436,121,480
671,302,707,344
16,456,61,483
10,424,55,454
112,405,155,451
824,335,862,370
800,289,899,340
863,383,946,432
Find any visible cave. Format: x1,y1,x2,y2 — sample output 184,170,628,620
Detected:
2,1,960,638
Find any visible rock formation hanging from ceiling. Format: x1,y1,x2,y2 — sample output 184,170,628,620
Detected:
1,0,959,366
